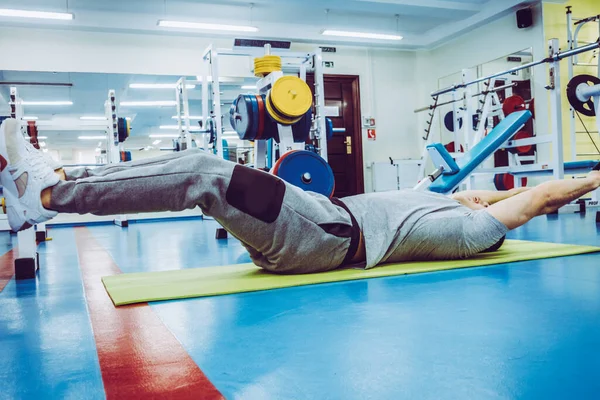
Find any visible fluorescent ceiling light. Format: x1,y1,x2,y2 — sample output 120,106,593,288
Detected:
149,134,179,138
158,20,258,32
120,101,177,107
322,30,403,41
0,8,73,20
21,101,73,106
80,116,106,121
159,125,201,131
129,83,196,89
171,115,203,120
37,136,47,139
22,116,38,121
79,136,106,140
152,140,162,145
241,85,257,90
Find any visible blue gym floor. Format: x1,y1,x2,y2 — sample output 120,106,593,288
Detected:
1,213,600,399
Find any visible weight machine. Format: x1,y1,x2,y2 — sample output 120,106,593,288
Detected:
415,38,600,201
414,77,519,184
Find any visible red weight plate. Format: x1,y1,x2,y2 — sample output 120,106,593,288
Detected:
255,94,265,140
510,130,534,155
503,173,528,190
528,98,535,119
271,150,298,175
494,174,506,191
502,95,526,117
444,142,464,153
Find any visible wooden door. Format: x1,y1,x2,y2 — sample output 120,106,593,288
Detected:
307,74,364,198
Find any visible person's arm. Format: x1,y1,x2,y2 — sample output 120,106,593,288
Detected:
487,171,600,230
451,187,530,206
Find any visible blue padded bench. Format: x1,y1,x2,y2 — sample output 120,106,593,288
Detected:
428,110,532,193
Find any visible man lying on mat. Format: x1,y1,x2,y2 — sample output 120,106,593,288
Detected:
1,118,598,274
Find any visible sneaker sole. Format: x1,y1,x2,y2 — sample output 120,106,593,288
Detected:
0,121,28,231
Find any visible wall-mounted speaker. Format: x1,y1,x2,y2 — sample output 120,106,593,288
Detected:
517,8,533,29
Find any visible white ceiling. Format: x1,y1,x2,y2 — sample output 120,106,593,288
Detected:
0,0,550,152
0,0,542,49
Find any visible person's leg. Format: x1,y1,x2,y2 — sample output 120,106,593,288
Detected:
486,171,600,230
63,149,204,180
45,151,359,274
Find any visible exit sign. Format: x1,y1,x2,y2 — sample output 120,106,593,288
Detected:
323,61,335,68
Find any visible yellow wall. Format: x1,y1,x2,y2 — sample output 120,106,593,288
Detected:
543,0,599,161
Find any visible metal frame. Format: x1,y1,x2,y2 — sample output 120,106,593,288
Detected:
175,77,193,151
566,6,600,161
202,44,327,170
431,41,600,98
416,38,600,195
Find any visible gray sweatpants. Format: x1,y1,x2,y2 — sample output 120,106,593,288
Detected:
51,150,358,274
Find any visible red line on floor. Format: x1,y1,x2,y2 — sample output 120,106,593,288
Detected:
74,227,224,400
0,249,16,293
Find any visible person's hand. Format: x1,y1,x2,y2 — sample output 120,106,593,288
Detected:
587,170,600,186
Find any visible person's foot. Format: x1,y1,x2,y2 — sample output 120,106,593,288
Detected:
0,119,59,231
24,140,63,171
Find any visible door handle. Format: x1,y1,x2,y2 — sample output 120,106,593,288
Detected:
344,136,352,155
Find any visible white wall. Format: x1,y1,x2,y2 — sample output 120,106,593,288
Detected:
0,26,419,192
306,47,419,191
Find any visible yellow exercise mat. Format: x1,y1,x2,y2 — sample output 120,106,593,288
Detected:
102,240,600,306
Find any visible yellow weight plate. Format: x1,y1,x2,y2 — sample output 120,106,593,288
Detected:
1,197,5,214
270,76,312,118
254,55,282,78
265,92,302,125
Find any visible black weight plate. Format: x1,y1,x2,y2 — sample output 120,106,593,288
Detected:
233,94,254,140
566,74,600,117
444,111,463,132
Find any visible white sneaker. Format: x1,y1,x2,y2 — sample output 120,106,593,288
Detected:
24,140,63,171
0,119,59,231
0,119,19,208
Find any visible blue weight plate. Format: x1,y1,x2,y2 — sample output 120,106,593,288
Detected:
274,150,335,197
234,94,253,140
248,94,259,141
